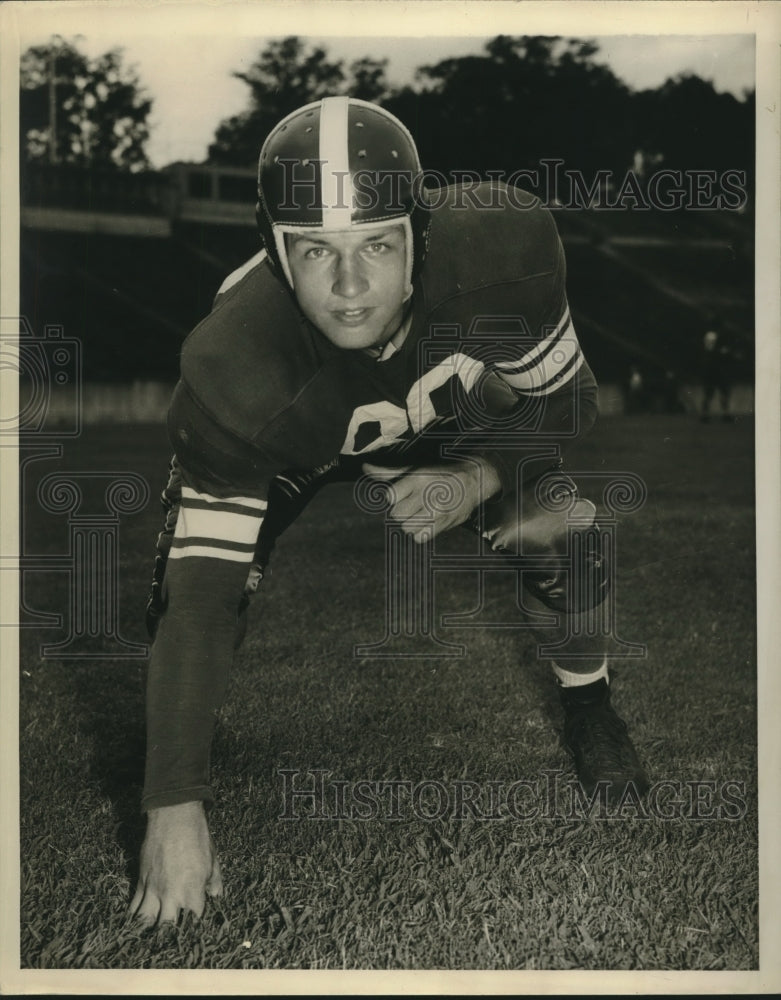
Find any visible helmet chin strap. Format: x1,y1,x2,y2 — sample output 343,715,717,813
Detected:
365,302,414,361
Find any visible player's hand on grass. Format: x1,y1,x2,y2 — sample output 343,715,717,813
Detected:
363,458,501,542
128,800,223,927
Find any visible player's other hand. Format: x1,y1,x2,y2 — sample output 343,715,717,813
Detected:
362,458,501,542
127,800,223,927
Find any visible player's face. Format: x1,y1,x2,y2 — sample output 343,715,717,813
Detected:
286,226,408,351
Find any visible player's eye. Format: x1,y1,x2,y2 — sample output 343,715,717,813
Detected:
364,241,390,255
304,246,330,260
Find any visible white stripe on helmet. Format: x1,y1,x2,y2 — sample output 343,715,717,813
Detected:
271,97,417,292
319,96,353,229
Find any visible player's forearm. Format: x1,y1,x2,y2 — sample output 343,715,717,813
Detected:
142,628,230,810
141,559,248,811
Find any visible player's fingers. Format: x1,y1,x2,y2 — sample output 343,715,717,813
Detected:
409,510,462,542
389,494,426,521
391,473,461,521
159,889,198,925
132,889,163,927
127,883,145,918
361,462,410,481
372,480,416,517
413,514,442,538
362,464,413,510
206,855,224,897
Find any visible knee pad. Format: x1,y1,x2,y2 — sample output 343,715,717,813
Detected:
482,474,611,614
524,519,611,613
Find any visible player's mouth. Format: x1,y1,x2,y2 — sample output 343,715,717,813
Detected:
332,307,374,326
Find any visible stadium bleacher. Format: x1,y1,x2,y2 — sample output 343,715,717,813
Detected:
20,164,754,412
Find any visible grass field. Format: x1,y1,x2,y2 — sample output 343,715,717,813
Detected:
17,413,758,970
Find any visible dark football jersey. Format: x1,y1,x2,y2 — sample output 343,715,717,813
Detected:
142,182,598,810
170,182,593,491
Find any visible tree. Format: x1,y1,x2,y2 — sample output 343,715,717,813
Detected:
632,74,754,179
348,57,391,102
384,36,635,179
207,33,753,196
208,37,391,165
208,37,344,165
20,37,152,171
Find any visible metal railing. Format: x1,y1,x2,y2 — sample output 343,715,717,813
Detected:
20,161,258,227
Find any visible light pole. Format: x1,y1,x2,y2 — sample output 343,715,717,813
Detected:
47,34,63,165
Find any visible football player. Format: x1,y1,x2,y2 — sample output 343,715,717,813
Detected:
128,97,649,926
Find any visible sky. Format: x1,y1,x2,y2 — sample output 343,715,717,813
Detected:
11,3,757,168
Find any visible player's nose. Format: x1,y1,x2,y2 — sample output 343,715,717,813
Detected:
332,253,369,299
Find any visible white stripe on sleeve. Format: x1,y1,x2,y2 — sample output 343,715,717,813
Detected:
168,488,266,562
215,250,267,298
494,310,584,395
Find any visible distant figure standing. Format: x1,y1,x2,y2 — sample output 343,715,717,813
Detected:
662,370,684,414
701,329,734,422
626,364,645,414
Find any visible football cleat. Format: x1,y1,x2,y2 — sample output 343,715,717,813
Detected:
559,679,649,804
